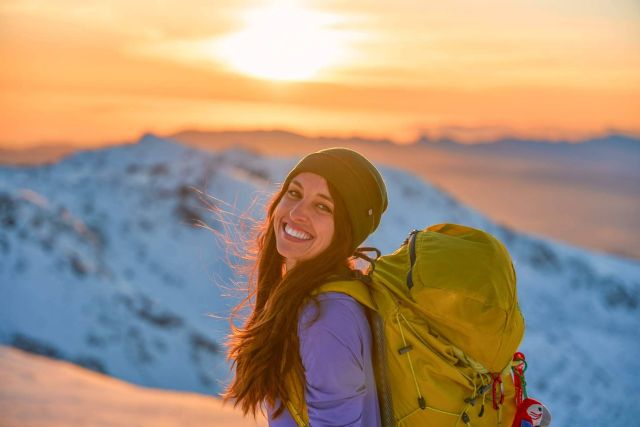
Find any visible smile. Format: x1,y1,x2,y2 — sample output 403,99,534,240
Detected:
284,223,313,241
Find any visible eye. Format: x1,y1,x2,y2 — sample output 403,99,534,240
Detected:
286,189,301,199
317,203,333,214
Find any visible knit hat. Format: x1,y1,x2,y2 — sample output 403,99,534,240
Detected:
282,148,388,251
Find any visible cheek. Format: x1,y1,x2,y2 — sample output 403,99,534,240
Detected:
319,218,335,244
273,198,288,220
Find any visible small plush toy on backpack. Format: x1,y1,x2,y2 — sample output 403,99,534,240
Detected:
511,352,552,427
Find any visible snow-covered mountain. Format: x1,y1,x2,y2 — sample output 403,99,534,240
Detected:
1,134,638,426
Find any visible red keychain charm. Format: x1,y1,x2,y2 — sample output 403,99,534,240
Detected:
511,353,552,427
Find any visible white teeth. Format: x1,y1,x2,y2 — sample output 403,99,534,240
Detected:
284,223,312,240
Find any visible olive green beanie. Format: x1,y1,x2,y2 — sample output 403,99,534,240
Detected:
282,147,388,251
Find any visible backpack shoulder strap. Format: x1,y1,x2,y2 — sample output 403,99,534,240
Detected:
314,277,395,426
314,278,377,312
286,277,378,426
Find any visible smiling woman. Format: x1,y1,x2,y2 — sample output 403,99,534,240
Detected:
224,148,388,427
214,2,354,81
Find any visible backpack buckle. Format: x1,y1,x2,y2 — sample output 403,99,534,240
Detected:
403,229,420,246
351,269,372,285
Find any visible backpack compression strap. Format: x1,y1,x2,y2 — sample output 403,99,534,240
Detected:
405,229,419,290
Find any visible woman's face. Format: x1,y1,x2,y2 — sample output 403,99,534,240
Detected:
273,172,336,271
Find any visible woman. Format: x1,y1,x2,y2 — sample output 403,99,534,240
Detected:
224,148,388,427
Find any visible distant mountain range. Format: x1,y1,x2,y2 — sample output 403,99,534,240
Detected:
1,135,639,426
417,132,640,151
2,130,638,167
416,133,640,173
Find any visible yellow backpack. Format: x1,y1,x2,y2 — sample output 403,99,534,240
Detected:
286,223,525,427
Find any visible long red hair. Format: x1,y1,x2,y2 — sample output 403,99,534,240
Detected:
223,179,355,418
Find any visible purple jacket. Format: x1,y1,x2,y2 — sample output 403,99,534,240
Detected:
268,292,381,427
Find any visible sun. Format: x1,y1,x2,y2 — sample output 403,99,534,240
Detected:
214,1,350,82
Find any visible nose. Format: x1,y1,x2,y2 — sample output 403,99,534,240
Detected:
288,199,311,223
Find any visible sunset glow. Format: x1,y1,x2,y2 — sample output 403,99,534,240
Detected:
0,0,639,147
214,2,353,81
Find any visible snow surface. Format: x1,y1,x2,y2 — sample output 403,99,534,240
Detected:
0,345,266,426
1,134,639,426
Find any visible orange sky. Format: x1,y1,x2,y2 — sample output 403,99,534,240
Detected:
1,0,639,148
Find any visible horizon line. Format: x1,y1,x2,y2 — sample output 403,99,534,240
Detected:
2,125,640,151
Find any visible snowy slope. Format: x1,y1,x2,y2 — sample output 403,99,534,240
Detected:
1,134,638,426
0,345,266,427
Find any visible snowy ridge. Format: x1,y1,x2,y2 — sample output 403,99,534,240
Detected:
1,134,639,426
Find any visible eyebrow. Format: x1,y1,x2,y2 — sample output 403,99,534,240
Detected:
291,179,334,203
